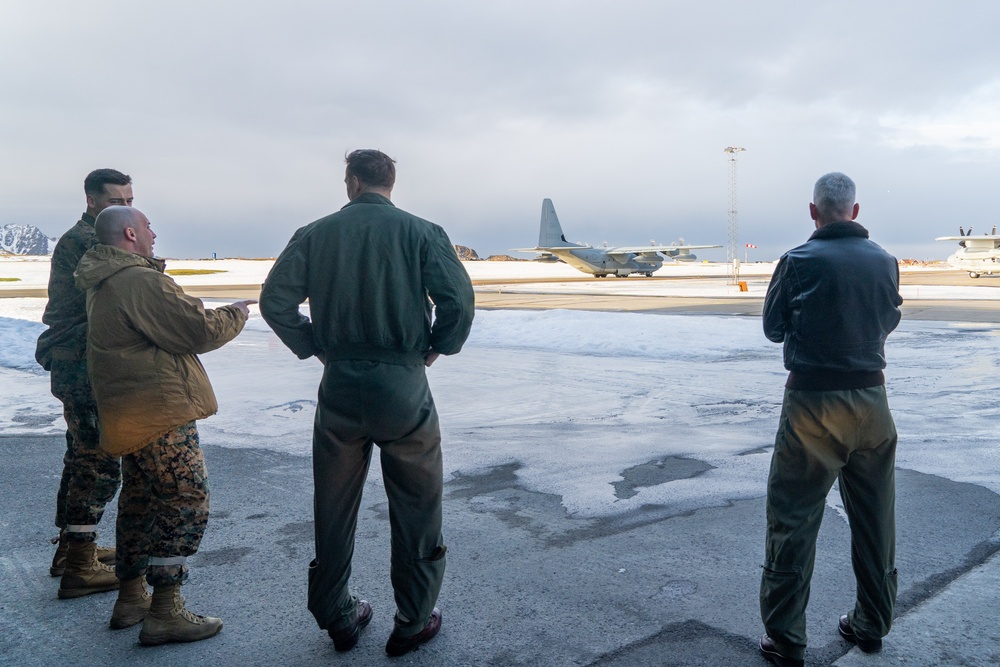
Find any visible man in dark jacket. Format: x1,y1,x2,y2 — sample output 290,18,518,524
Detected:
35,169,132,596
758,173,902,667
260,149,474,656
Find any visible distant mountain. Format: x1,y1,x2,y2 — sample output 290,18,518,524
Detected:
0,224,50,255
454,245,480,261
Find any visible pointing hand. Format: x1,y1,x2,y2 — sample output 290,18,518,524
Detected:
230,299,258,318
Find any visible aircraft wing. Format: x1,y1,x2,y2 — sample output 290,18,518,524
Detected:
936,236,1000,248
510,247,577,263
609,244,722,253
512,244,590,253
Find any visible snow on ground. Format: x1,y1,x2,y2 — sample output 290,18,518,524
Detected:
2,256,998,519
0,257,275,290
2,294,999,520
0,256,52,288
4,256,762,290
3,257,996,300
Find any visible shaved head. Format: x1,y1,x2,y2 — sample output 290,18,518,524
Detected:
95,206,144,245
95,206,157,257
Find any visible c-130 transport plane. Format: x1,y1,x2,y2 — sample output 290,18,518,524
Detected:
515,199,721,277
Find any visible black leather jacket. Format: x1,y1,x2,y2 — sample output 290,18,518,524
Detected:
763,221,902,380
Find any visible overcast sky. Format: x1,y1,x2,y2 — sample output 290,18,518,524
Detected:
2,1,999,261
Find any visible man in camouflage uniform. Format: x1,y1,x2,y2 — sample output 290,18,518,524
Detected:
35,168,132,597
76,205,253,643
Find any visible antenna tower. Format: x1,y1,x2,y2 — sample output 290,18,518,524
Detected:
724,146,746,285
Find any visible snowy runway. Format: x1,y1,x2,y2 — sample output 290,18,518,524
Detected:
3,302,999,521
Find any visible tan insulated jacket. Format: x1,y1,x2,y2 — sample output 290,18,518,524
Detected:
75,245,247,455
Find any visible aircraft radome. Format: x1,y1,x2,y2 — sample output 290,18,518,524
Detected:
513,199,721,278
936,225,1000,278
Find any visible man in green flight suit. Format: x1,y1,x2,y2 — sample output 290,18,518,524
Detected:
260,149,474,656
35,169,132,598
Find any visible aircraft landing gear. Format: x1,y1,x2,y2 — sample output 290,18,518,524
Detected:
644,272,653,277
970,272,980,278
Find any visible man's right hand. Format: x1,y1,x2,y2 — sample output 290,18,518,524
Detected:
230,299,258,318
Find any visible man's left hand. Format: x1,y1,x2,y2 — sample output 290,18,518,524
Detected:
425,351,440,367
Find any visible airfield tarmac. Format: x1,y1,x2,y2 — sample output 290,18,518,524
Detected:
4,261,1000,666
473,269,1000,320
4,268,998,322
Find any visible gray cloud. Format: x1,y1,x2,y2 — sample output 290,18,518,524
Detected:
2,1,999,260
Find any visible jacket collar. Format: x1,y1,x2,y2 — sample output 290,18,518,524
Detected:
809,220,869,241
82,212,96,226
341,192,395,210
147,255,167,273
102,245,166,273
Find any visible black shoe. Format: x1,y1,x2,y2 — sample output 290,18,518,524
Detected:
328,600,372,652
838,614,883,653
759,635,804,667
385,608,441,657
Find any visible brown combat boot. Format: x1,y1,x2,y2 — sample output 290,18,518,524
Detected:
57,540,119,599
50,532,115,577
110,576,151,629
139,583,223,646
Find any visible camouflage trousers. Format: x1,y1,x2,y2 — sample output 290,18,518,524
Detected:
50,358,121,542
116,421,210,586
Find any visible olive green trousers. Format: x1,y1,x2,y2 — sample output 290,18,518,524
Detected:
309,359,446,638
760,385,898,661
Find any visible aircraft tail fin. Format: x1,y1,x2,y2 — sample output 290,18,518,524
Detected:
538,199,576,248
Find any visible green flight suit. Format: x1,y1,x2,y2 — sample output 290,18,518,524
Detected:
260,192,474,637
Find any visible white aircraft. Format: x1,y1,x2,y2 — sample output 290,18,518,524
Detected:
514,199,720,278
936,226,1000,278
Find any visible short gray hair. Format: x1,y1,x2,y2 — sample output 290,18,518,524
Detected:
812,172,856,220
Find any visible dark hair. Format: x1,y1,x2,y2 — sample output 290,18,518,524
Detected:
84,168,132,197
345,149,396,189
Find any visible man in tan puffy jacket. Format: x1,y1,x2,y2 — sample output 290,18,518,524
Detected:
75,206,254,645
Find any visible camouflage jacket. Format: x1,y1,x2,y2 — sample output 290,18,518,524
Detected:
35,213,99,371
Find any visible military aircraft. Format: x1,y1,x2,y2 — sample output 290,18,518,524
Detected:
936,225,1000,278
514,199,721,277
